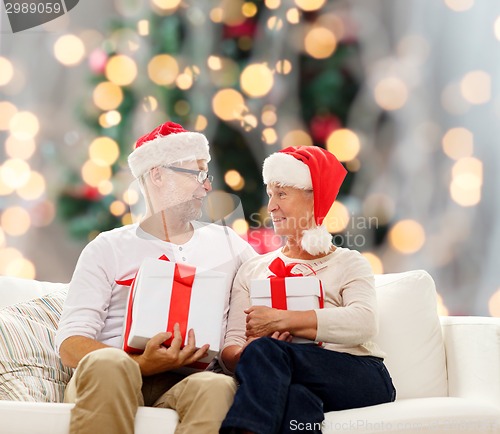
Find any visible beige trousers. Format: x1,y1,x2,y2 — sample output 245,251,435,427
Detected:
64,348,236,434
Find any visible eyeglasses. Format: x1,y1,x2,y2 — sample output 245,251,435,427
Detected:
162,165,214,185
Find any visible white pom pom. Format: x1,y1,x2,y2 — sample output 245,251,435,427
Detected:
300,225,332,255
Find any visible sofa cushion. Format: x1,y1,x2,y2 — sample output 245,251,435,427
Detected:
0,287,73,402
374,270,447,400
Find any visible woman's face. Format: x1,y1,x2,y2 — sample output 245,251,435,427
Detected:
266,184,314,238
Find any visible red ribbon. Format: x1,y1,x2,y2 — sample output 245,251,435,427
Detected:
163,262,196,347
267,257,324,310
267,258,303,310
119,255,196,353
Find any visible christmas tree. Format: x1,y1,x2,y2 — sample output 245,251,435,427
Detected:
57,0,364,253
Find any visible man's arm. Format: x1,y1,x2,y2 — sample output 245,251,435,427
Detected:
60,324,210,376
59,335,109,368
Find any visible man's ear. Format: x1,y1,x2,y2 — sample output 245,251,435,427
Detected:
149,167,163,187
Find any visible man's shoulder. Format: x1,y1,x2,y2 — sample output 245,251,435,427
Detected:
94,224,139,242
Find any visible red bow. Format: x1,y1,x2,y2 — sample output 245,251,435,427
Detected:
268,257,304,278
267,257,323,311
120,255,196,353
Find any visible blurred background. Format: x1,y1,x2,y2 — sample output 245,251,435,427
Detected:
0,0,499,316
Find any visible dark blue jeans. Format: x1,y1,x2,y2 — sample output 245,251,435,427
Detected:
220,337,396,434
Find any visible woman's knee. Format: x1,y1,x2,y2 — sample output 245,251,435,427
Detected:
241,336,283,360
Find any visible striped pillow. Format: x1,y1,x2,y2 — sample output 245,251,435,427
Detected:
0,287,73,402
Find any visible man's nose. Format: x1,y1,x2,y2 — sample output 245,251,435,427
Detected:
203,178,212,192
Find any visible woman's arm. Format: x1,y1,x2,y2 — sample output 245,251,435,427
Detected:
245,306,317,340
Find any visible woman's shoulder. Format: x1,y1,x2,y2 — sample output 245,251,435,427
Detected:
238,249,280,275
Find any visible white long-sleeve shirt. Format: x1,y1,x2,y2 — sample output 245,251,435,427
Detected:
223,247,385,358
55,222,256,353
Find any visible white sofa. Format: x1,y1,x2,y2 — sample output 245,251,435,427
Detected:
0,270,499,434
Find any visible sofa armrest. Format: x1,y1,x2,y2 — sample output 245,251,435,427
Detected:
440,316,500,407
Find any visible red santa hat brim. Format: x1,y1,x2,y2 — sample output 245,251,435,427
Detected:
128,130,210,178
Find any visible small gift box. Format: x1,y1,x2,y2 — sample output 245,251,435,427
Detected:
121,256,227,371
250,257,324,344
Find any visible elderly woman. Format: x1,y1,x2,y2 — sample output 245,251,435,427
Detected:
220,146,396,434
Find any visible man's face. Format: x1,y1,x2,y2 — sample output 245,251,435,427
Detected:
161,159,212,222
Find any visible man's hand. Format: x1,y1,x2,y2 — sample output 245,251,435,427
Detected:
133,323,209,376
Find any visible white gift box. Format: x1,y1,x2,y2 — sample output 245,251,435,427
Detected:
250,275,323,344
123,257,227,369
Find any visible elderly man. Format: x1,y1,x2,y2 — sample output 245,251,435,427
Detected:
55,122,256,434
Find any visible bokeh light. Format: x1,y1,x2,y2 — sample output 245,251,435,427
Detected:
105,54,138,86
442,127,474,160
194,115,208,131
450,157,482,207
460,71,491,105
5,136,36,160
304,27,337,59
53,34,85,66
232,218,249,235
99,110,122,128
324,201,350,233
488,288,500,317
326,129,361,162
89,137,120,167
0,158,31,189
240,63,274,98
374,77,408,111
0,101,17,130
212,89,246,121
0,247,23,274
152,0,182,11
224,170,245,191
389,219,426,254
4,257,36,279
267,16,283,31
282,129,313,148
110,200,127,216
148,54,179,86
265,0,281,9
275,59,292,74
17,171,46,200
286,8,300,24
1,207,31,236
0,57,14,86
262,128,278,145
242,2,258,18
294,0,326,11
444,0,474,12
9,111,40,140
93,82,124,111
81,160,112,187
362,252,384,274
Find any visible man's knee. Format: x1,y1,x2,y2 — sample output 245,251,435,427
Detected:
78,347,140,379
183,372,237,398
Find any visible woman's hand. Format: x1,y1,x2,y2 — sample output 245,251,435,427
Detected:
245,305,287,338
245,306,319,341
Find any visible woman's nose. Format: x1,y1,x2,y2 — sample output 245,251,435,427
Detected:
267,197,278,213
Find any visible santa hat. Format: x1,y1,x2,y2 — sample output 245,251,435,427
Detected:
128,121,210,178
262,146,347,255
